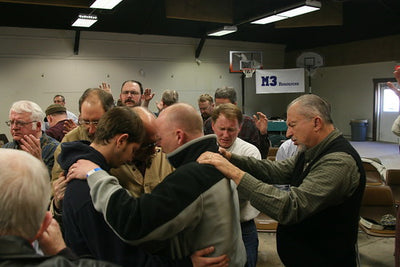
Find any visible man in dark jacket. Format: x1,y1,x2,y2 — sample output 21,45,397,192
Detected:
60,106,227,266
68,103,245,266
0,149,117,267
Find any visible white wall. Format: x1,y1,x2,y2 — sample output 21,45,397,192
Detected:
312,61,396,139
0,27,285,140
244,61,397,140
0,27,396,142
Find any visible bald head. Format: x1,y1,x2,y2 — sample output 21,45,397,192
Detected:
156,103,203,153
132,107,157,138
160,103,203,136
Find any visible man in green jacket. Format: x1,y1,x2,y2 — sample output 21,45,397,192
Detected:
198,94,366,267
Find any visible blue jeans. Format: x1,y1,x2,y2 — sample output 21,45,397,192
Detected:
241,219,259,267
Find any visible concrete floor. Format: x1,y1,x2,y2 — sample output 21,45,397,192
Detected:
255,141,399,267
256,231,395,266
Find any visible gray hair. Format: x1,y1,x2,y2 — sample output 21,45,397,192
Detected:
9,100,45,130
288,94,333,124
214,87,237,104
0,149,50,240
161,90,179,106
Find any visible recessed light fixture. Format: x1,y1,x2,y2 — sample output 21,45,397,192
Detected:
251,0,321,25
72,14,98,27
207,26,238,37
90,0,123,9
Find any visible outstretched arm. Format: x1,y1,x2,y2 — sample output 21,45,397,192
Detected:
197,151,244,185
69,160,203,245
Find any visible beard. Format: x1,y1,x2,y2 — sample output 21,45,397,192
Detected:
133,147,157,168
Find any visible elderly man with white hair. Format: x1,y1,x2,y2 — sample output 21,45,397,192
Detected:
0,149,118,266
2,100,59,175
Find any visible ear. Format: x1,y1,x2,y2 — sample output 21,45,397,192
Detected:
30,211,52,242
314,117,323,131
36,121,42,131
211,121,216,132
116,133,129,147
175,129,185,145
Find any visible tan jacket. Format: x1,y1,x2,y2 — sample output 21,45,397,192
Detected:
110,151,174,197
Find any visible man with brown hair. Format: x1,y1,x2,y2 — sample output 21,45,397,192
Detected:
211,103,261,267
197,93,214,122
203,86,270,158
69,103,246,266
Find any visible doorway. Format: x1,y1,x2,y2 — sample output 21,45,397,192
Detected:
373,78,398,143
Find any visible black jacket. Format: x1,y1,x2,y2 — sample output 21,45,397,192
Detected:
0,235,119,267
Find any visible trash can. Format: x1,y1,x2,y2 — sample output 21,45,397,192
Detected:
350,119,368,141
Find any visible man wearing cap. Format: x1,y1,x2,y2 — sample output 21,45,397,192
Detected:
45,104,69,142
53,95,78,124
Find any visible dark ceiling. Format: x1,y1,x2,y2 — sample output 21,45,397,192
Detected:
0,0,399,51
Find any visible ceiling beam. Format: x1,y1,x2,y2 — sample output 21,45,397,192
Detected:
0,0,91,8
165,0,233,24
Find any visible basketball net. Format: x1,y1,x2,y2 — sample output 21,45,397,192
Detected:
242,68,255,78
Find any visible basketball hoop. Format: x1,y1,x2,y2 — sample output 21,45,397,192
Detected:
242,68,255,78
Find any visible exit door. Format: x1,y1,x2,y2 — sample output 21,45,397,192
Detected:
374,78,398,143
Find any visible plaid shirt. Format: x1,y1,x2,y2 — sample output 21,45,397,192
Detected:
2,132,59,176
204,115,270,158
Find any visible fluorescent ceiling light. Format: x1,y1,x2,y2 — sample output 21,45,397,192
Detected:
251,15,288,25
208,26,237,37
72,14,98,27
278,5,320,18
251,0,321,25
90,0,123,9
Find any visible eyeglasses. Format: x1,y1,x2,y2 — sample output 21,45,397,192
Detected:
5,120,37,127
78,119,99,127
121,90,140,95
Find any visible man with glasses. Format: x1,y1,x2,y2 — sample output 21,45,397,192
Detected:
120,80,142,107
197,93,214,122
3,100,59,175
51,89,173,226
110,106,174,197
51,88,115,216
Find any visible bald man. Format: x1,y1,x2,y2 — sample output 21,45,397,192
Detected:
70,103,246,266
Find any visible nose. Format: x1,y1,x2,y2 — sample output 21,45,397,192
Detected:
222,130,229,137
286,128,292,139
88,124,96,135
11,122,19,130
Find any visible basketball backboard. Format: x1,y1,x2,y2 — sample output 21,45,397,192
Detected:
229,51,263,73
